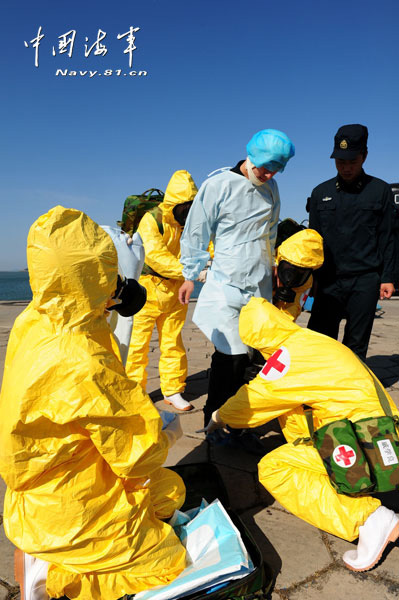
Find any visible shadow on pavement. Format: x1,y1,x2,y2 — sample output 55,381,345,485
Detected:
366,353,399,386
149,370,209,402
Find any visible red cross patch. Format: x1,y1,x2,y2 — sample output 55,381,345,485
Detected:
300,289,311,307
333,445,357,468
259,346,290,381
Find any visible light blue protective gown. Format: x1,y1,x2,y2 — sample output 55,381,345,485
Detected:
180,170,280,354
101,226,145,365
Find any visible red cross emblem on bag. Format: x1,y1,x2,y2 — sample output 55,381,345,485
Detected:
333,445,357,468
300,289,311,306
259,346,290,381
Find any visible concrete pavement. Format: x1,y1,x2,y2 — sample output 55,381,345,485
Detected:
1,298,399,599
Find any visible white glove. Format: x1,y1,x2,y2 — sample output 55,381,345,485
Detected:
197,260,212,283
197,269,208,283
163,414,183,447
196,410,225,434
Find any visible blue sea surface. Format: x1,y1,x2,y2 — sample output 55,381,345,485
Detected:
0,272,32,301
0,272,202,302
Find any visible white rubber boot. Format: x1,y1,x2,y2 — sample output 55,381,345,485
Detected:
14,549,49,600
343,506,399,572
164,393,193,411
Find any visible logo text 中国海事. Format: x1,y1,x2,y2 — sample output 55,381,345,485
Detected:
24,26,142,70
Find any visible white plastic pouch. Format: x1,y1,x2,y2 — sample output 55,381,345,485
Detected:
135,499,254,600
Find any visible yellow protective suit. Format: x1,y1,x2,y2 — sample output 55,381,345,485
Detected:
274,228,324,321
218,298,399,541
126,170,198,395
0,206,186,600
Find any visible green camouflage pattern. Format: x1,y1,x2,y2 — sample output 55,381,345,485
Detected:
354,416,399,492
117,188,164,236
313,419,375,496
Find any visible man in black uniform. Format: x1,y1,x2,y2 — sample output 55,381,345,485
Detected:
391,183,399,293
307,124,395,360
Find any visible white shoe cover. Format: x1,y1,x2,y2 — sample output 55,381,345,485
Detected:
15,550,49,600
343,506,399,572
164,393,193,411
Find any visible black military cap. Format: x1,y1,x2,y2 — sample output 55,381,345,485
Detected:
330,124,368,159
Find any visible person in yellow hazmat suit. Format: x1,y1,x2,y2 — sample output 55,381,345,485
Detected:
0,206,187,600
204,298,399,572
273,228,324,321
125,170,198,412
245,227,324,391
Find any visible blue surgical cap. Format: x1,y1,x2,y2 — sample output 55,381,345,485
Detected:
247,129,295,172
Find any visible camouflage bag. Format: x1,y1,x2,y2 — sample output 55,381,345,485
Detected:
354,417,399,492
302,362,399,496
354,362,399,493
303,408,375,496
117,188,164,236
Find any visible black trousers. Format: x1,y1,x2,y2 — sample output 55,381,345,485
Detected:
308,272,380,360
203,349,249,426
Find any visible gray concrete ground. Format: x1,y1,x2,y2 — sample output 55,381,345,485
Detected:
1,298,399,599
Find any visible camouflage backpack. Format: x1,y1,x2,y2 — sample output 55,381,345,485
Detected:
117,188,164,237
299,362,399,496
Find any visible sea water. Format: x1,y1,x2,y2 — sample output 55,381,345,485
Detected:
0,272,32,301
0,272,203,302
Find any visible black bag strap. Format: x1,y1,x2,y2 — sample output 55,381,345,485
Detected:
293,404,313,446
141,188,164,199
294,361,399,446
303,404,315,440
359,359,399,424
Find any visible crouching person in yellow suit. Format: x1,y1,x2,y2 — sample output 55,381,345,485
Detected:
125,170,198,412
205,298,399,572
245,228,324,393
0,206,186,600
273,228,324,321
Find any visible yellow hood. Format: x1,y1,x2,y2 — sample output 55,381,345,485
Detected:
277,228,324,269
27,206,118,329
239,298,299,357
161,170,198,225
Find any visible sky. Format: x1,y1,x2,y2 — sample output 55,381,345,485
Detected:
1,0,398,270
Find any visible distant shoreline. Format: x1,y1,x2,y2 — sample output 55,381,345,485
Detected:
0,300,30,305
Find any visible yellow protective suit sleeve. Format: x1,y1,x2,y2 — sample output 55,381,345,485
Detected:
138,212,184,279
219,373,298,429
79,376,170,481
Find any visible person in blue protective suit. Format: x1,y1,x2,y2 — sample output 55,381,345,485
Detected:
178,129,295,428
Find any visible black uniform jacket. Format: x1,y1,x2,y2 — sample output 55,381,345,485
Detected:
307,171,395,284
